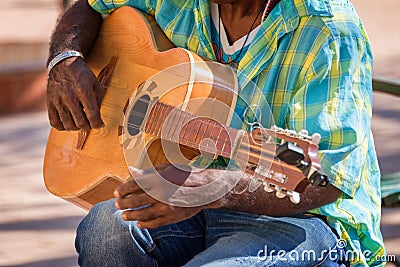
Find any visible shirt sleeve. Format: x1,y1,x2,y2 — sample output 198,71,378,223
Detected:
88,0,156,15
288,34,374,198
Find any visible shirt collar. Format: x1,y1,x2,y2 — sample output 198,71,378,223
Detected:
193,0,333,87
238,0,333,87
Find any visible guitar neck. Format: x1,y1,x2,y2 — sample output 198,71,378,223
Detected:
140,100,315,190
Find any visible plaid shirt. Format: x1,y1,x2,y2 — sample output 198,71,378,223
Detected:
89,0,385,265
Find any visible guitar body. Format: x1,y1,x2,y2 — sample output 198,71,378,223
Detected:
43,7,237,210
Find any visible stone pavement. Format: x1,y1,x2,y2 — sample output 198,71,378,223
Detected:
0,112,86,267
0,0,399,266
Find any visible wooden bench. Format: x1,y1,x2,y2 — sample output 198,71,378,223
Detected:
373,77,400,207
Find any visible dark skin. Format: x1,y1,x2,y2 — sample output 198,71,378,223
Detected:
46,0,102,131
47,0,341,229
115,165,341,229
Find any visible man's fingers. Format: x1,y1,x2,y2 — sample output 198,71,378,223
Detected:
114,179,143,198
56,104,79,131
136,215,172,229
120,202,173,223
79,81,103,129
47,103,65,131
121,206,163,222
71,102,91,131
115,192,155,210
63,95,91,131
48,59,105,130
114,168,148,198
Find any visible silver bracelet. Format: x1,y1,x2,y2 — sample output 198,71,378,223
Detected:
47,50,84,74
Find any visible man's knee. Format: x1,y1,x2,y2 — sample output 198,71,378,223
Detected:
75,199,139,266
76,199,123,247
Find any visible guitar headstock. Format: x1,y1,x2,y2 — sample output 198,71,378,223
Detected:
239,126,329,204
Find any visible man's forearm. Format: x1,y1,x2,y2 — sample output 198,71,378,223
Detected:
47,0,102,65
217,171,341,217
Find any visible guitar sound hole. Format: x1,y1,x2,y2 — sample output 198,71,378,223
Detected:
127,94,150,136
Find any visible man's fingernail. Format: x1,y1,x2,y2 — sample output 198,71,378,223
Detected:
102,123,105,128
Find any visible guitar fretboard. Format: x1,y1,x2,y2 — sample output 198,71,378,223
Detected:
143,101,239,158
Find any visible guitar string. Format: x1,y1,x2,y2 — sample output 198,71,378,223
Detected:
125,118,310,155
101,99,308,175
104,112,298,156
122,125,289,176
124,124,239,155
228,149,297,188
122,124,289,177
236,147,294,178
125,121,250,149
125,120,287,168
122,122,298,178
234,150,287,180
125,113,282,150
122,98,285,141
125,119,280,147
119,97,312,145
124,121,286,158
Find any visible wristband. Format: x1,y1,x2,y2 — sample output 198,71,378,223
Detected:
47,50,84,74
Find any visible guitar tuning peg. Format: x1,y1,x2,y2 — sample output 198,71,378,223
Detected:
275,187,287,198
311,133,321,145
288,191,300,204
276,142,304,165
299,129,308,136
263,183,276,193
284,129,297,137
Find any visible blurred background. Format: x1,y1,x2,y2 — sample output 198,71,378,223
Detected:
0,0,399,266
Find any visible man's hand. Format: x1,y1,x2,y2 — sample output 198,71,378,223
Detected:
114,165,222,229
46,0,102,131
113,163,341,229
46,57,104,131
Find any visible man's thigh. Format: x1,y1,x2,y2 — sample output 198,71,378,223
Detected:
183,209,340,267
75,199,207,267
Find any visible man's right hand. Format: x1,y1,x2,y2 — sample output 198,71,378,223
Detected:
46,56,104,131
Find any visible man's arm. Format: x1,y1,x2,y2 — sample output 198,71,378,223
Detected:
220,171,342,217
114,165,341,229
47,0,101,63
46,0,103,131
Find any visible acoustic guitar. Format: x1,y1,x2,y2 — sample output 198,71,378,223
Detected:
43,6,327,210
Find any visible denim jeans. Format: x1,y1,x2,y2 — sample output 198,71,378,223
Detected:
75,199,345,267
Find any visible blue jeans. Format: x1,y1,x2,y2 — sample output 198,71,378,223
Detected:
75,199,345,267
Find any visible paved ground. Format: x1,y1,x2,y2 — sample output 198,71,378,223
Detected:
0,0,399,266
0,112,86,267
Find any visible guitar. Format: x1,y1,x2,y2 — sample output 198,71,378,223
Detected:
43,6,328,210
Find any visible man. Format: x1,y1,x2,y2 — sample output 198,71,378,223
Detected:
46,0,385,266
